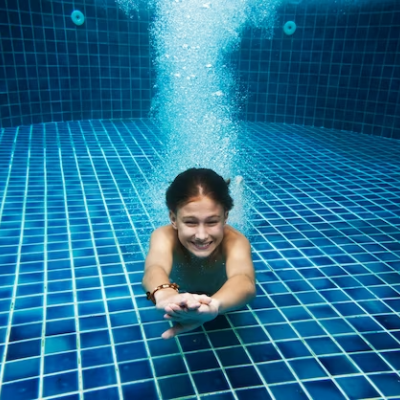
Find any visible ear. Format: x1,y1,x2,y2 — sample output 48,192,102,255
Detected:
224,211,229,224
169,211,178,229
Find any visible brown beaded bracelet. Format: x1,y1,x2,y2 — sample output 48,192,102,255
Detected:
146,283,179,304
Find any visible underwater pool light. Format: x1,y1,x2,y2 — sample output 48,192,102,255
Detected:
71,10,85,26
283,20,297,35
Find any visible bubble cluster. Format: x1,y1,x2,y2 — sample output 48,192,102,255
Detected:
144,0,281,229
112,0,280,229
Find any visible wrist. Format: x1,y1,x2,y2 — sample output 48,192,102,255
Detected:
154,288,178,304
146,282,179,304
211,297,222,314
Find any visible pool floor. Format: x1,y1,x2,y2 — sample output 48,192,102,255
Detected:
0,120,399,399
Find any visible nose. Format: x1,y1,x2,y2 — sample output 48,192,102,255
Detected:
195,224,208,241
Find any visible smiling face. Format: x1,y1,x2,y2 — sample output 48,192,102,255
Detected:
169,195,228,259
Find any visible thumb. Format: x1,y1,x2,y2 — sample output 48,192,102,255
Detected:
161,322,201,339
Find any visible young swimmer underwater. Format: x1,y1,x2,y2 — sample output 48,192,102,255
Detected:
142,168,255,339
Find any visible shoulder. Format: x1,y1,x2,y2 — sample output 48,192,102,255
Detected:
222,225,251,253
145,225,177,272
150,225,177,246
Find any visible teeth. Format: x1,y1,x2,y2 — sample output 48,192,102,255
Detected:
194,242,210,248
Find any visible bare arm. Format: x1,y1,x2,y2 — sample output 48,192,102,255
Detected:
142,226,203,307
212,233,256,313
142,227,178,303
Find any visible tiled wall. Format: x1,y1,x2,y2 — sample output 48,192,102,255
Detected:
239,0,400,139
1,0,399,139
0,0,152,127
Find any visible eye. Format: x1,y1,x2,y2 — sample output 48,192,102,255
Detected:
207,220,219,226
185,221,197,226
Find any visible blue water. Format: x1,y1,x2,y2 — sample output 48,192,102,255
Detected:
0,119,399,399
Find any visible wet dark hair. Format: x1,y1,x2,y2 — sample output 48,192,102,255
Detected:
166,168,234,213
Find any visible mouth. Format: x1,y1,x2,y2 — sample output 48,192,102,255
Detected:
192,241,212,250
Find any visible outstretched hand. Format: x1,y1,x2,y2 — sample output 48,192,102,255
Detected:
156,293,220,339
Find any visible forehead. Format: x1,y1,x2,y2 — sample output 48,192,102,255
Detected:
177,196,224,217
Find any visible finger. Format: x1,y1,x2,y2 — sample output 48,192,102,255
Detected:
193,294,212,304
164,313,186,321
185,301,201,311
162,322,201,339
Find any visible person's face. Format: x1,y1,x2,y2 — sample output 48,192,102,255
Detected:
169,196,228,259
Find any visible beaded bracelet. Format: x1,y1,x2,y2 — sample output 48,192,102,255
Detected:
146,283,179,304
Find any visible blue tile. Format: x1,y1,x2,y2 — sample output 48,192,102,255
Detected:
236,388,271,399
121,359,153,382
0,378,39,400
193,370,230,393
178,333,210,352
83,387,120,400
290,358,327,379
43,371,78,397
350,352,392,373
208,330,240,348
81,346,114,368
6,339,41,361
79,315,108,331
83,365,117,389
277,340,311,358
46,319,76,336
3,358,41,382
359,300,391,314
44,352,78,374
9,322,42,341
306,337,342,355
80,330,111,348
363,332,400,350
153,355,186,376
45,334,77,354
270,383,309,400
247,343,282,363
333,302,366,316
236,326,269,343
267,323,298,340
258,361,295,384
336,376,379,399
225,365,263,388
255,309,285,324
320,318,354,334
381,350,400,370
115,340,147,361
335,334,372,353
228,312,257,327
109,311,138,327
122,380,158,399
296,291,325,304
304,380,346,400
319,355,359,375
158,375,195,399
12,308,43,324
307,304,338,318
78,301,105,316
281,306,311,321
217,346,251,366
320,290,350,302
374,314,400,330
293,321,325,337
185,350,219,371
369,373,400,397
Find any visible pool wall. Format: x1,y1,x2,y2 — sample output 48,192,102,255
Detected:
0,0,399,139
